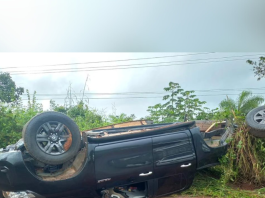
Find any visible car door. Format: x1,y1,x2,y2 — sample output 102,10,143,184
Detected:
152,130,196,197
95,138,153,189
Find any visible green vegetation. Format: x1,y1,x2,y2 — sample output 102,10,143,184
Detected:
217,91,265,185
0,95,135,148
0,72,24,103
2,74,265,197
179,170,265,198
177,91,265,197
247,56,265,81
146,82,210,123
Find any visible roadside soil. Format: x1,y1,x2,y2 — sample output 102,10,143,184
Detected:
163,196,211,198
230,182,262,191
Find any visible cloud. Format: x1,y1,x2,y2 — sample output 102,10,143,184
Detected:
0,52,264,119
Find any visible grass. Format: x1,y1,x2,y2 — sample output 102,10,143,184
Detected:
173,169,265,198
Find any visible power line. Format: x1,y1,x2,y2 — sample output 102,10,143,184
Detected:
20,96,163,100
5,54,261,73
3,86,264,99
0,52,214,70
2,53,259,73
18,92,265,100
8,55,263,75
16,87,265,97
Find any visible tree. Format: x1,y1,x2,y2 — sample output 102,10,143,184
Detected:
162,82,183,120
147,82,208,123
219,91,264,121
146,103,166,123
247,56,265,80
176,90,206,121
0,72,24,103
195,107,219,120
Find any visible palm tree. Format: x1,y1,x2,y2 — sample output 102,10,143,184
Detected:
219,91,264,117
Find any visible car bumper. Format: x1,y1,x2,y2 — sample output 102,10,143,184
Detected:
0,151,41,192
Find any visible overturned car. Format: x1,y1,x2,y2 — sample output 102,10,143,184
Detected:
0,106,264,198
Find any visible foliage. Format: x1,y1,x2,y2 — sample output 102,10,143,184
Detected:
162,82,183,121
218,91,264,123
50,100,68,114
0,105,22,148
50,100,136,131
195,107,219,120
146,82,212,123
179,170,265,198
0,87,137,149
176,90,206,121
220,124,265,185
146,103,169,123
247,57,265,80
0,91,43,148
214,91,265,185
108,113,136,124
0,72,24,103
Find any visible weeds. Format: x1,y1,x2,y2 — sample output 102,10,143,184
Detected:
220,124,265,185
179,170,265,198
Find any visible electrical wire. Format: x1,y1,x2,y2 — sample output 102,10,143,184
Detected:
8,56,263,75
2,53,261,74
0,52,215,70
18,92,265,100
13,87,265,97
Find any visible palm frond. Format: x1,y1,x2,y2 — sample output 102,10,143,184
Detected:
219,97,236,111
240,95,264,114
237,91,252,111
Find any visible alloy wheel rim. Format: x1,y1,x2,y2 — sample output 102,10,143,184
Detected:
36,121,72,156
254,109,265,125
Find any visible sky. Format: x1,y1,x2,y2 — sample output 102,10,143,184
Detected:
0,1,265,119
0,52,264,119
0,1,265,51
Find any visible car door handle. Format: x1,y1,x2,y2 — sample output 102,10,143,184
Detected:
0,166,9,173
181,163,191,168
139,171,152,176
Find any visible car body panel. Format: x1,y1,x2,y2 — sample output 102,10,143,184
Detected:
0,121,231,198
95,138,153,189
189,127,228,170
152,130,196,196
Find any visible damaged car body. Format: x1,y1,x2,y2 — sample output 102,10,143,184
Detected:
0,111,235,198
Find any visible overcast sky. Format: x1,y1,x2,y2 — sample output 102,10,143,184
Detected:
0,52,264,119
0,1,265,118
0,1,265,51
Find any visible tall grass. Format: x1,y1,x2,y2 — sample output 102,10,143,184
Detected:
221,123,265,185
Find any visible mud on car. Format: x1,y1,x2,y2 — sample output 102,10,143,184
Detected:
0,106,265,198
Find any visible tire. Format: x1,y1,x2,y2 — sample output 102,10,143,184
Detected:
22,111,81,165
246,106,265,138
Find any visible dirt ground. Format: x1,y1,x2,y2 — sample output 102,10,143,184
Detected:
163,196,211,198
230,182,261,191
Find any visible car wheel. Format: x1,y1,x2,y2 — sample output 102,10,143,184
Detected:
246,106,265,138
23,111,81,165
